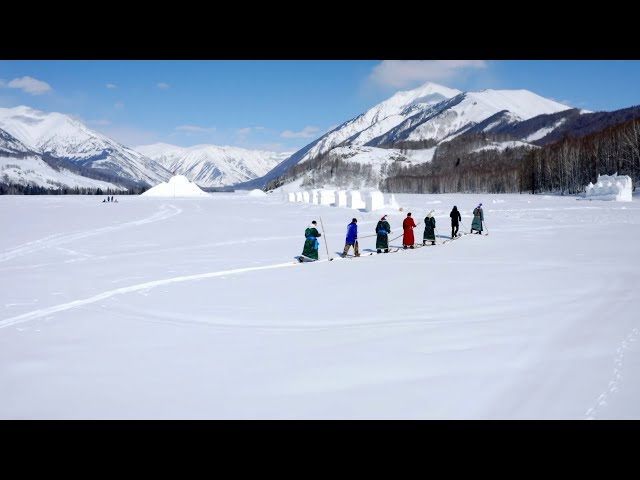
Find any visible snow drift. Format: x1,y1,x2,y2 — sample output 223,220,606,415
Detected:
141,175,209,197
584,174,633,202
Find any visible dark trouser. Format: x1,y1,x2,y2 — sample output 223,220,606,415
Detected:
451,224,459,238
342,241,359,257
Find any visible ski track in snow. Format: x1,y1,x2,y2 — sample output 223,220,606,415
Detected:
0,260,309,329
0,204,182,263
585,327,639,420
0,237,473,330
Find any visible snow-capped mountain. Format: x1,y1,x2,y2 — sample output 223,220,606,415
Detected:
136,143,291,187
368,89,571,146
0,127,124,191
0,106,171,187
247,82,573,189
254,82,461,186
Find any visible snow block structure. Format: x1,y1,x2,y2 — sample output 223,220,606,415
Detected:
334,190,347,207
302,191,310,203
141,175,208,197
365,191,385,212
295,192,303,202
319,189,335,206
386,193,400,210
585,174,633,202
287,192,296,202
346,191,366,210
310,190,320,204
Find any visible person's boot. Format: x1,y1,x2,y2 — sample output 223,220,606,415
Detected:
432,241,435,245
410,245,414,249
377,249,381,254
423,240,426,246
403,245,407,249
384,248,389,253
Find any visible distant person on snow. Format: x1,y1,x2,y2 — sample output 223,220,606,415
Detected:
102,198,106,203
450,206,461,238
299,220,322,262
341,218,360,258
402,212,417,249
423,211,436,246
375,215,391,254
114,198,118,203
470,203,484,234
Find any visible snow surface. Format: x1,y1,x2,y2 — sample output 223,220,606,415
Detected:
141,175,208,197
472,141,537,153
1,192,639,419
524,118,568,142
247,189,267,197
404,148,436,163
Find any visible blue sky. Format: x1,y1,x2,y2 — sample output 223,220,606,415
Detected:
1,60,640,152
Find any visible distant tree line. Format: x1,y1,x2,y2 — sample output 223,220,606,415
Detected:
0,182,148,195
382,118,640,194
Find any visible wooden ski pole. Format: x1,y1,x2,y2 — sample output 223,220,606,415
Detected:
482,220,489,235
319,216,331,260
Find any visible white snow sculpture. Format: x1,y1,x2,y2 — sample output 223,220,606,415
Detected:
346,191,366,210
584,174,632,201
334,190,347,207
365,191,385,212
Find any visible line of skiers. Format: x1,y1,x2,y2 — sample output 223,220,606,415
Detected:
300,204,485,260
102,196,118,203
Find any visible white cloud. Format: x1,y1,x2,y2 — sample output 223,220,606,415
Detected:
106,83,117,89
114,101,125,110
280,126,320,139
157,82,170,89
175,125,216,135
369,60,487,88
4,76,52,95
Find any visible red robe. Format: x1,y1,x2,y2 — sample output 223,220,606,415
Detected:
402,217,416,246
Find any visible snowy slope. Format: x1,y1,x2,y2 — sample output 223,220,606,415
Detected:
1,193,639,419
136,143,290,187
472,140,538,153
0,106,171,187
371,89,572,145
1,128,123,190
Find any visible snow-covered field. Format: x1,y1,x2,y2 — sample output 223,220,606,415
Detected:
1,192,639,419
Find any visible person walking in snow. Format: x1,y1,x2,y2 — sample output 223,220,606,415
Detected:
470,203,484,234
375,215,392,254
423,211,436,246
341,218,360,258
402,212,417,249
299,220,322,262
450,206,461,238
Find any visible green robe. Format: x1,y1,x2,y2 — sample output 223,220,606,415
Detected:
375,220,391,249
302,227,321,259
471,207,484,232
423,216,436,241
